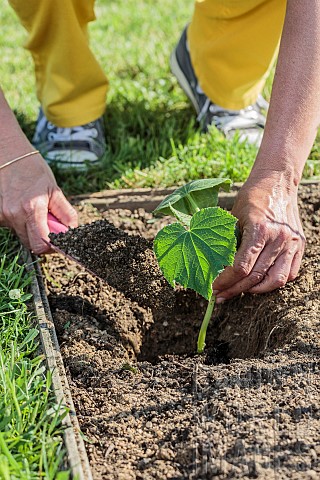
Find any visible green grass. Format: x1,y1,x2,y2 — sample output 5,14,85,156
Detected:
0,0,318,196
0,231,68,479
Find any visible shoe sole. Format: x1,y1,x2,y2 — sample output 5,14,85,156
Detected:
47,159,101,171
170,49,200,115
37,145,104,171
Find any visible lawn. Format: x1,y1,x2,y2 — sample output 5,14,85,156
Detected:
0,0,319,197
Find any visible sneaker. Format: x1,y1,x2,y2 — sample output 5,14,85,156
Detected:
170,27,267,146
32,108,106,170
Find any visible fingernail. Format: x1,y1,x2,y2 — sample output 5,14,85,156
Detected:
216,297,226,304
212,290,219,296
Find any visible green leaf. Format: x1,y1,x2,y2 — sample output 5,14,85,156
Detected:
153,178,232,217
169,204,192,227
154,207,237,300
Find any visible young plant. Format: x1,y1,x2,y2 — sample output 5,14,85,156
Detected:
153,179,237,353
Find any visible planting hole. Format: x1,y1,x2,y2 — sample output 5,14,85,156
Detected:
46,205,310,365
49,282,299,365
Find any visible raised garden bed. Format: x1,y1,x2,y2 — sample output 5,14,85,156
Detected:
41,183,319,479
26,251,93,479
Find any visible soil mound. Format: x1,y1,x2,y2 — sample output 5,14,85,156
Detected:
50,219,174,312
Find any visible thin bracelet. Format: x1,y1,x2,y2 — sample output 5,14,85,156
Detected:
0,150,40,171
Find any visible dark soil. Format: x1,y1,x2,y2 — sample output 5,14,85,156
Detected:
43,185,320,479
49,220,174,313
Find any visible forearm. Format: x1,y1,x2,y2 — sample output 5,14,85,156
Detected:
0,89,35,165
252,0,320,185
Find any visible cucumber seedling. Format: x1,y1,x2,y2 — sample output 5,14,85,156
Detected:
153,179,237,353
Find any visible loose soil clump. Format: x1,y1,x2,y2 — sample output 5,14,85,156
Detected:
50,220,174,313
44,184,320,479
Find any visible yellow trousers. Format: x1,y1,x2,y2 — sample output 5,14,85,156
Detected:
9,0,286,126
189,0,287,110
9,0,107,127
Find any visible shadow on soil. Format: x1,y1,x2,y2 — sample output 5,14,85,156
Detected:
49,294,123,346
47,266,301,367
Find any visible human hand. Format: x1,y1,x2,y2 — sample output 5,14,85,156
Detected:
0,153,78,254
212,170,305,302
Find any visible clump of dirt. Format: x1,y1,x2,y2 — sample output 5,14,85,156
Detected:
49,219,174,313
43,185,320,479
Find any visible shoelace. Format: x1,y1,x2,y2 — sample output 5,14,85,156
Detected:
47,126,98,142
34,114,98,143
196,85,266,131
210,105,264,133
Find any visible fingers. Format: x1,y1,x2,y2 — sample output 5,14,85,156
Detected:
215,243,304,301
210,174,305,301
212,226,266,293
25,202,52,255
1,202,33,250
214,242,282,301
248,250,295,293
1,205,50,254
49,189,78,229
27,190,78,254
248,246,304,294
1,190,77,255
213,224,304,301
288,249,304,281
0,152,77,253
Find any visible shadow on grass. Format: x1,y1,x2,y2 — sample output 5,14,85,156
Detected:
14,97,199,196
52,98,196,196
14,109,37,141
14,98,261,198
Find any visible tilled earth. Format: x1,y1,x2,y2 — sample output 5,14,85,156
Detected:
44,185,320,479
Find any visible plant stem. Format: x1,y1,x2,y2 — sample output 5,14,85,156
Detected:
197,295,216,353
187,194,200,214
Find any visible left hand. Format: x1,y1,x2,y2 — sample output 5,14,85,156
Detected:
212,170,305,302
0,154,78,254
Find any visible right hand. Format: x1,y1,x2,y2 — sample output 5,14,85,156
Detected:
0,153,78,254
212,170,305,300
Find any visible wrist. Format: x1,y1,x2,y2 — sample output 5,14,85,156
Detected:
250,149,303,189
0,150,40,171
253,126,311,188
246,163,300,196
0,137,36,167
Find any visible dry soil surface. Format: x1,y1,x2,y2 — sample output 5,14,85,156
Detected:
44,184,320,480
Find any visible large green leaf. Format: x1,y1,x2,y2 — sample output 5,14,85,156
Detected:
153,178,232,217
153,207,237,300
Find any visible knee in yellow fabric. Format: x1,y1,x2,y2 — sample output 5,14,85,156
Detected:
9,0,108,127
188,0,287,109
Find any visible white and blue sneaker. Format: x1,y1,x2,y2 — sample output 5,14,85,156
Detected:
170,27,268,146
32,108,106,170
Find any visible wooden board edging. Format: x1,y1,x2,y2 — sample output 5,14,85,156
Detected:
70,180,319,213
25,251,93,480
